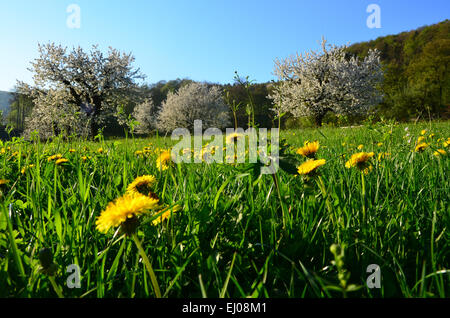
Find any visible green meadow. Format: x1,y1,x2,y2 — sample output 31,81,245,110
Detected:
0,120,449,298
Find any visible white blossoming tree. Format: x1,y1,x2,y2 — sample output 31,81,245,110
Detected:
18,43,144,138
22,88,90,139
132,98,159,134
269,38,384,126
156,82,231,133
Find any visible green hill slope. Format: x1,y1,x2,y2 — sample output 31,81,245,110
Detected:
347,20,450,119
0,91,13,114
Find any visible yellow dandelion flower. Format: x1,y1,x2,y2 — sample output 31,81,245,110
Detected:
47,154,63,162
0,148,5,154
226,132,244,144
417,136,425,143
152,205,181,225
420,129,427,135
126,175,157,195
135,150,144,156
296,141,320,158
377,152,391,161
297,159,326,176
81,156,92,162
345,152,375,171
362,165,373,175
433,149,446,157
96,193,160,234
377,142,383,147
225,153,238,163
443,138,450,148
69,149,76,153
55,158,69,165
21,164,35,174
429,133,435,138
97,148,104,154
156,150,172,171
357,144,364,150
415,142,428,152
0,179,9,185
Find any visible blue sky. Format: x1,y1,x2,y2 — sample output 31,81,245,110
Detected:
0,0,449,91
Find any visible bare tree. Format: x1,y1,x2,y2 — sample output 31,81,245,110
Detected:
269,38,383,126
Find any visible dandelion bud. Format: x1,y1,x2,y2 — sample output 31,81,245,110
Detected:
39,248,53,269
120,216,140,236
38,248,58,276
330,244,340,256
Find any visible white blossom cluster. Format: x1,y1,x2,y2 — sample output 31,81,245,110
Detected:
132,98,159,134
269,38,384,124
21,87,90,139
18,43,143,138
137,82,231,134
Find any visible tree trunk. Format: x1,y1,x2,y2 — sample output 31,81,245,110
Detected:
90,97,103,139
90,118,99,139
314,108,333,127
314,112,327,127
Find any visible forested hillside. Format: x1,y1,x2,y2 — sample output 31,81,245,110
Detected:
0,91,13,114
347,19,450,120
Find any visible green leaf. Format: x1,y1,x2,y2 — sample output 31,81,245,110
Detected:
54,209,62,242
346,284,363,292
324,285,344,292
114,174,122,187
278,156,300,175
14,200,26,209
106,239,126,282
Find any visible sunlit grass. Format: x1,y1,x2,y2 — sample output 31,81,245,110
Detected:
0,120,449,298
